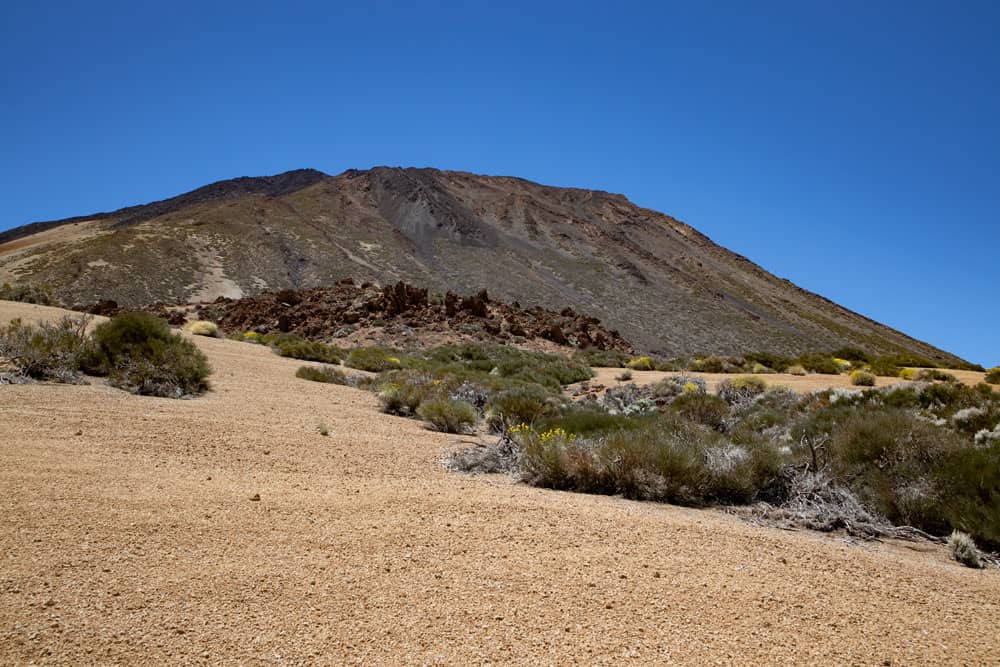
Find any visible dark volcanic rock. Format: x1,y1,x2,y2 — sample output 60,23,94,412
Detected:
196,281,632,352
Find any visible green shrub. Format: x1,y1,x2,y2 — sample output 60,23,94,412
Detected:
268,335,342,364
829,409,964,532
416,398,477,433
898,368,916,380
798,354,841,375
850,370,876,387
0,316,90,382
486,385,559,431
86,312,211,397
615,370,633,382
574,349,632,368
692,356,727,373
742,352,795,373
867,358,902,377
985,367,1000,385
717,376,767,405
0,282,55,306
345,348,403,372
377,370,441,415
879,353,938,369
517,415,782,506
934,443,1000,551
295,365,349,384
831,347,872,364
537,404,641,437
786,364,807,376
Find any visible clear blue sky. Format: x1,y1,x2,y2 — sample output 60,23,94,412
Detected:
2,1,997,365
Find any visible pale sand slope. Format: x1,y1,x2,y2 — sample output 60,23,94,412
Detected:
1,301,998,665
583,366,990,395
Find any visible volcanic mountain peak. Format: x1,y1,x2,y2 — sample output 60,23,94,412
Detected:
0,167,964,363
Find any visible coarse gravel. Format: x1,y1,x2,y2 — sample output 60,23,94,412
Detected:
1,301,998,665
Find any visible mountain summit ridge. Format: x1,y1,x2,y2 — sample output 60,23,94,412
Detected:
0,167,962,362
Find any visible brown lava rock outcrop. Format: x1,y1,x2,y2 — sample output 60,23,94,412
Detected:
196,279,633,352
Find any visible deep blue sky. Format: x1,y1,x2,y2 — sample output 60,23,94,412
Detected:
2,2,997,365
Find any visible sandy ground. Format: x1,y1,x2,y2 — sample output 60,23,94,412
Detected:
583,366,991,395
2,301,998,665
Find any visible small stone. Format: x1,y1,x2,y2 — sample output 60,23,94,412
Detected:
249,494,260,502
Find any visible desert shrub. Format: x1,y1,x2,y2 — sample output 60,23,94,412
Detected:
832,358,852,372
917,368,957,383
786,364,807,376
616,370,633,381
183,320,219,337
266,334,342,364
798,354,841,375
421,344,592,390
949,407,995,435
880,352,938,369
599,383,658,416
743,352,794,373
671,393,729,429
516,415,782,506
948,531,982,568
850,370,876,387
898,368,916,380
691,356,727,373
750,362,775,374
985,367,1000,385
829,409,965,532
626,356,655,371
416,398,477,433
86,312,210,397
933,443,1000,550
345,347,402,372
377,370,441,416
831,347,872,364
0,282,55,305
717,376,767,405
486,385,559,431
449,381,490,409
447,435,522,474
232,331,264,343
538,404,640,437
574,349,632,368
648,375,707,403
296,365,349,385
0,316,91,382
866,358,901,377
654,358,685,372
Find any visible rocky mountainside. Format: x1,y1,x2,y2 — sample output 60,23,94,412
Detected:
0,167,961,361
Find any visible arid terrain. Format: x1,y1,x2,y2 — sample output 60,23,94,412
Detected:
2,300,998,665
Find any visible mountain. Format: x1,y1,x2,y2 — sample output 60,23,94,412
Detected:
0,167,962,362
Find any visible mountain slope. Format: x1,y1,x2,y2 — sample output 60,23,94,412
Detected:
0,167,961,361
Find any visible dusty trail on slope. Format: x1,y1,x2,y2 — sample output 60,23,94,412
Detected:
1,302,997,665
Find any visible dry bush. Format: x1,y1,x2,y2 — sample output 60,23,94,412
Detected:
0,315,91,383
184,320,219,337
948,531,983,568
850,370,876,386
